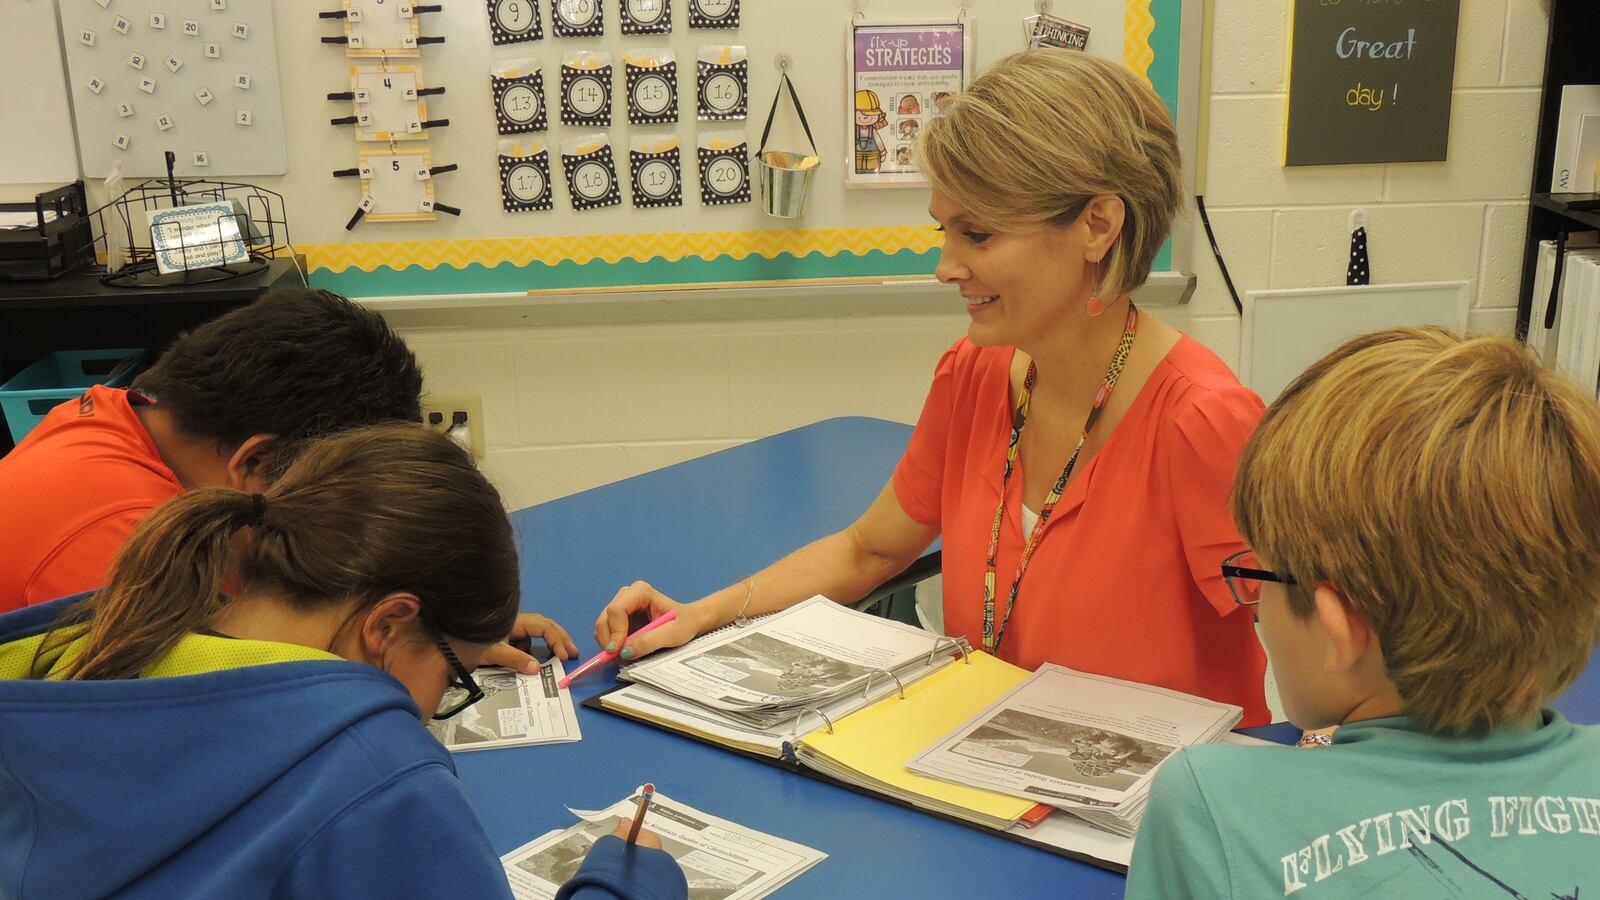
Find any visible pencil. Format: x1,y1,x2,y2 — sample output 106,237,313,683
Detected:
625,783,656,845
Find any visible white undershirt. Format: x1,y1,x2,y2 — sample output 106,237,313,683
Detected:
1021,503,1040,537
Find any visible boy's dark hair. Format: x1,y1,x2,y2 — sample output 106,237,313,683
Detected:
133,288,423,464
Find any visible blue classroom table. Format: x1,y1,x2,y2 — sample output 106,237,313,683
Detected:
454,416,1600,898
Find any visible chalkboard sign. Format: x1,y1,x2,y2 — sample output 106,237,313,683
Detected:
1285,0,1460,166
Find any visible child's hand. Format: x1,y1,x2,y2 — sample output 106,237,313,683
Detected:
482,613,580,674
610,818,663,850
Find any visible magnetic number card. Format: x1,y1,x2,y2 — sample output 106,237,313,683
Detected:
697,133,750,205
696,45,746,121
629,135,682,208
561,135,623,211
492,62,548,134
498,139,555,212
560,52,612,126
624,50,676,125
552,0,603,37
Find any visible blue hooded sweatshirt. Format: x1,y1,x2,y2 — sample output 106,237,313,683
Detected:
0,597,686,900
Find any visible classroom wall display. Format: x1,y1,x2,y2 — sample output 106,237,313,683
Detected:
552,0,605,38
348,146,460,226
697,132,750,206
560,51,613,127
332,0,444,58
624,50,679,125
696,45,748,122
620,0,672,35
561,134,623,211
847,21,970,186
180,0,1201,298
498,139,555,212
492,59,549,134
1284,0,1460,166
629,135,684,208
688,0,739,30
333,65,445,142
487,0,544,45
56,0,288,177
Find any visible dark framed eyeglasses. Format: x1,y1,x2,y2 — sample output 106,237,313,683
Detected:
429,629,484,720
1221,549,1299,608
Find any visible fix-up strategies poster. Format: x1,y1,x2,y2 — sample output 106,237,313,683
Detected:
847,22,971,187
1284,0,1460,166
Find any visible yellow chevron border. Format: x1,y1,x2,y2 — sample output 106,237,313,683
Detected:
1124,0,1156,85
301,225,943,274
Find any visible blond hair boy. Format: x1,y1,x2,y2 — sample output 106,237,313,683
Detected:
1126,327,1600,898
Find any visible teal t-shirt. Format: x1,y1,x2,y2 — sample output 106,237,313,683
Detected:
1126,711,1600,899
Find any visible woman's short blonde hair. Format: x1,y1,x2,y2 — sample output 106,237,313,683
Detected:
1234,328,1600,735
917,50,1182,300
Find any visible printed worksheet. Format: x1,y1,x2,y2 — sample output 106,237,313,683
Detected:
501,788,825,899
427,660,581,751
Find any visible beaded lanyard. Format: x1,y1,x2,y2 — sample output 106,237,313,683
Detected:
982,303,1139,654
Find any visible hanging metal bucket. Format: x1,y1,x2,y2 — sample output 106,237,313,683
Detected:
755,66,820,220
758,150,820,219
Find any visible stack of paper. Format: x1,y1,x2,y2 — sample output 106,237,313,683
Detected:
501,787,825,900
1554,247,1600,399
615,596,967,730
906,664,1243,838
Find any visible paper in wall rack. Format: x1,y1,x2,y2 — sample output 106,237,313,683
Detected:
74,153,291,288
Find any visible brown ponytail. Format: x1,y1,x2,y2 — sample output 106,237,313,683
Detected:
46,423,520,681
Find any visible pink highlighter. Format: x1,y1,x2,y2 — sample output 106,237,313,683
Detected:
557,610,678,689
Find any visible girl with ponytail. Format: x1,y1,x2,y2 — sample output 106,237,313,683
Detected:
0,423,687,900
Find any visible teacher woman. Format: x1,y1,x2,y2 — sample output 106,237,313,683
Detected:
597,50,1270,725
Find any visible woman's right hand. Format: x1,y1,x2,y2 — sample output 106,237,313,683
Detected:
593,581,703,661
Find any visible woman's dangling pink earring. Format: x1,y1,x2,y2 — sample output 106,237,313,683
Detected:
1086,261,1105,317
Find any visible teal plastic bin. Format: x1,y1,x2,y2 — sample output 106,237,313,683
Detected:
0,348,146,444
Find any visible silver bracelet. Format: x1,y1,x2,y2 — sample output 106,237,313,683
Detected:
1296,731,1334,749
733,573,754,628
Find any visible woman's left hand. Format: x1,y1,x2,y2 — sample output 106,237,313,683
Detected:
483,613,580,674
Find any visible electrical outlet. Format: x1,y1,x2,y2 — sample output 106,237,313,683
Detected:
421,394,485,459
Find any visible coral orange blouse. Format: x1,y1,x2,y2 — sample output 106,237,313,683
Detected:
894,336,1271,726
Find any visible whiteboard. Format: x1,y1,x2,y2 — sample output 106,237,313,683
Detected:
56,0,288,178
1241,281,1472,404
0,0,80,184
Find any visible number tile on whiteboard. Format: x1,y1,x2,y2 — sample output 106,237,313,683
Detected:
113,132,131,150
182,20,200,36
192,151,210,166
79,29,97,47
164,54,183,73
236,109,253,126
150,13,167,29
86,76,106,95
235,73,251,89
128,52,147,70
210,0,227,9
117,101,135,117
205,42,221,58
113,16,132,35
138,77,157,93
94,0,112,8
156,113,174,131
231,22,249,39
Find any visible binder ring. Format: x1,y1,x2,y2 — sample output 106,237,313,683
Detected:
863,668,906,700
789,706,835,738
927,636,971,667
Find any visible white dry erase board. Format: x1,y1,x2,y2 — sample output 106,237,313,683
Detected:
0,0,81,185
55,0,287,178
1241,281,1471,404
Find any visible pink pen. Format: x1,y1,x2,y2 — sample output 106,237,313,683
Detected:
557,610,678,689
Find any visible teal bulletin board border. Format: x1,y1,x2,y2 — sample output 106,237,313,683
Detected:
309,247,943,297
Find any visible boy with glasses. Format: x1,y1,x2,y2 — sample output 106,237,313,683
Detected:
1126,327,1600,898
